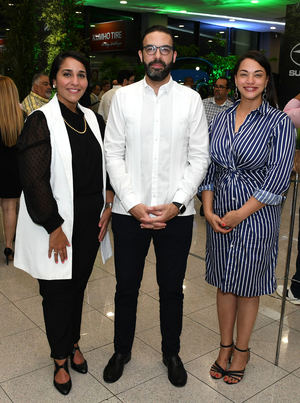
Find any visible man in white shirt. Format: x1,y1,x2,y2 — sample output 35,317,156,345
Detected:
98,70,133,122
202,77,233,125
103,25,210,387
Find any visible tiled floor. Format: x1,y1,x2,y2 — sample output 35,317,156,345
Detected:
0,191,299,402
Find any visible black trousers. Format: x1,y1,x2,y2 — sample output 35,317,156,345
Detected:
291,208,300,298
112,213,193,356
38,194,102,359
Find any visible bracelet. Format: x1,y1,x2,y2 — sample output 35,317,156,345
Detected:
105,202,113,209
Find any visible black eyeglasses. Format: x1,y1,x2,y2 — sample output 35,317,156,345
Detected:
213,84,227,89
143,45,173,55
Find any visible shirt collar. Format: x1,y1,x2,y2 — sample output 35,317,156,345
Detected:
143,75,174,95
30,91,49,103
229,99,270,116
211,97,231,107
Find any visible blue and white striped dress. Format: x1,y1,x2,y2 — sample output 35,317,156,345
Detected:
199,101,296,297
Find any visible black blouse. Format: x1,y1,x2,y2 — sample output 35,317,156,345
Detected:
18,101,111,234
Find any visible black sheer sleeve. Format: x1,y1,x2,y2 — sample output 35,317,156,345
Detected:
17,111,64,234
95,112,114,192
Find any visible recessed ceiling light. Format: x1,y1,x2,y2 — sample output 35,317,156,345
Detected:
270,26,276,30
195,66,200,71
219,31,224,34
75,11,82,14
208,39,213,42
174,35,179,38
90,24,95,27
179,24,184,28
120,0,127,4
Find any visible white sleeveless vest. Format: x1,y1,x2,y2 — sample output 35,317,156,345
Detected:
14,95,111,279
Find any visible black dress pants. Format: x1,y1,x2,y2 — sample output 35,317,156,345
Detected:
38,194,102,359
112,213,193,356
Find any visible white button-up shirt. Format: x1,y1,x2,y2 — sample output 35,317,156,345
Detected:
104,77,210,216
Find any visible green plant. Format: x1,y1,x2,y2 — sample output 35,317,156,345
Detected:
41,0,86,71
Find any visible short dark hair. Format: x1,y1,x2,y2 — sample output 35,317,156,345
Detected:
117,70,132,85
215,76,230,89
233,50,277,107
49,50,91,86
32,72,48,87
141,25,174,48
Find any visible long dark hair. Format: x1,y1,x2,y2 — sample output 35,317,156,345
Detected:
49,50,91,86
234,50,277,108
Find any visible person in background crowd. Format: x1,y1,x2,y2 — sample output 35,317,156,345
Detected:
22,72,52,115
15,51,113,396
98,70,134,123
183,76,194,89
103,25,209,388
276,92,300,304
90,83,101,113
99,79,111,101
202,77,233,125
198,77,233,216
0,76,24,264
199,51,295,384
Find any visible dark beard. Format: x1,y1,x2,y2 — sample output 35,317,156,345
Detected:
144,59,173,82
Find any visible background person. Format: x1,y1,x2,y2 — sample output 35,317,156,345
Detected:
199,51,295,384
98,70,133,123
15,51,113,395
202,77,233,125
21,72,52,115
0,76,24,264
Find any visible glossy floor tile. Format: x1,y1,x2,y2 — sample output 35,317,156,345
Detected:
0,192,299,402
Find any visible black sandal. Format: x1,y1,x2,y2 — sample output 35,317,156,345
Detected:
53,359,72,395
70,345,88,374
223,345,250,384
210,342,234,379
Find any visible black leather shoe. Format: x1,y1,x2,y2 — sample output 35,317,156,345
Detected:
70,346,88,374
53,359,72,395
103,352,131,383
163,355,187,387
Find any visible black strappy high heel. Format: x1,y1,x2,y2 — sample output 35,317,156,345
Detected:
210,341,234,379
223,345,250,384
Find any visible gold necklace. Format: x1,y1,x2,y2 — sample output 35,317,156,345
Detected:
63,117,87,134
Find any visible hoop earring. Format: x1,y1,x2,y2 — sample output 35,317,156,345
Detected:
263,87,267,101
234,87,239,100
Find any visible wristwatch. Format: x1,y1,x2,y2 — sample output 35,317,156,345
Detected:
172,202,186,214
105,202,113,209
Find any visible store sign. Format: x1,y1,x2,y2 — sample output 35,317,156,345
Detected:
90,21,126,52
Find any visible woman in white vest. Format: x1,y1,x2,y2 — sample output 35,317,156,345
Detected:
15,51,113,395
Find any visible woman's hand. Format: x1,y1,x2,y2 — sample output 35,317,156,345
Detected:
98,207,112,242
220,210,243,229
205,211,232,234
48,226,70,264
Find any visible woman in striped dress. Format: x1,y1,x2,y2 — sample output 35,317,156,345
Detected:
200,51,295,384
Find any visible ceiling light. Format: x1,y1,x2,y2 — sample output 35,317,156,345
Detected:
195,66,200,70
251,0,259,3
219,31,224,34
270,26,276,30
174,35,179,38
75,11,82,14
90,24,95,27
179,24,184,28
120,0,127,3
208,39,213,42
